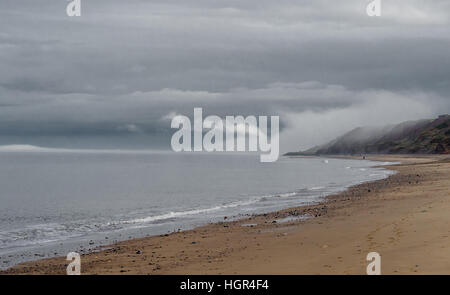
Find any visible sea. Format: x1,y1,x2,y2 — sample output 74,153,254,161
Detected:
0,148,396,269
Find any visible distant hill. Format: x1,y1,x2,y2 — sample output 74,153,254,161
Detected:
285,114,450,156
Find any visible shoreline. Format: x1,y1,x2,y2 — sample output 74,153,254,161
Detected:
2,154,450,274
0,155,389,269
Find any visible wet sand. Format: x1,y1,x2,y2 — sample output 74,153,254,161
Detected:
2,155,450,274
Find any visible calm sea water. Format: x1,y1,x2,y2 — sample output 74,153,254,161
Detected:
0,151,395,268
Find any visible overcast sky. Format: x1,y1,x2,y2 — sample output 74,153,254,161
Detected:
0,0,449,152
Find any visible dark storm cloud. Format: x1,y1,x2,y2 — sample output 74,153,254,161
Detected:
0,0,449,151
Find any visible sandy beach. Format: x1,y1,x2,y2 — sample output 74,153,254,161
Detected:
2,155,450,275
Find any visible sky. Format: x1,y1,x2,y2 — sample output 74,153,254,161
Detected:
0,0,449,152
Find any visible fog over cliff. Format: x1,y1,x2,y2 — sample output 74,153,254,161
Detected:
1,0,449,152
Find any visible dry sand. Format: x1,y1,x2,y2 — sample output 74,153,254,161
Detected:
2,155,450,275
